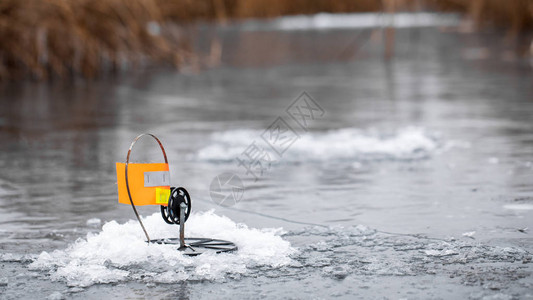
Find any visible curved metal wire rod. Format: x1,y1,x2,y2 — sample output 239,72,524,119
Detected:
124,133,169,242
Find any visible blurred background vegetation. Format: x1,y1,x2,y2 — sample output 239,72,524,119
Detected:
0,0,532,80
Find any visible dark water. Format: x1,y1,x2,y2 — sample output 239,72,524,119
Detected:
1,13,533,299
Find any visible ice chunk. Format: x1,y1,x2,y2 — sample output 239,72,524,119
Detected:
462,231,476,238
29,211,295,287
86,218,101,227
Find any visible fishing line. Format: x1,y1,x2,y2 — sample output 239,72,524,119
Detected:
196,197,452,242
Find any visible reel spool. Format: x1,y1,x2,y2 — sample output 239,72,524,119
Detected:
161,187,191,225
116,133,237,256
155,186,237,255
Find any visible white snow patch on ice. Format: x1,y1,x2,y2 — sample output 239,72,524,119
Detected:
462,231,476,238
29,211,295,287
197,127,444,162
86,218,101,227
503,204,533,211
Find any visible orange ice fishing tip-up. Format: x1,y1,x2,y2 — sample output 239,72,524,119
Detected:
115,133,237,255
116,162,170,206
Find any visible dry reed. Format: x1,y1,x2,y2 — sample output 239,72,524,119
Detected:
0,0,186,80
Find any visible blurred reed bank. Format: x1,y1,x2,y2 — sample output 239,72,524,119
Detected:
0,0,532,80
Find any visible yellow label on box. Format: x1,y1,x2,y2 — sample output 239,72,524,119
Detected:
155,187,170,204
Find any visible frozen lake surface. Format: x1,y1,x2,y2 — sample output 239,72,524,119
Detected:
1,13,533,299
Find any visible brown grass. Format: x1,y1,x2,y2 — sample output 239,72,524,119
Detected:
0,0,531,80
0,0,188,80
435,0,533,34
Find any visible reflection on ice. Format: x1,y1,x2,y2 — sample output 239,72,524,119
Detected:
240,12,461,31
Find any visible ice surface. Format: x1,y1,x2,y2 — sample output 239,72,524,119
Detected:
0,277,8,286
46,291,65,300
197,127,443,162
28,211,295,287
4,217,532,294
0,253,33,263
285,225,532,289
285,225,532,281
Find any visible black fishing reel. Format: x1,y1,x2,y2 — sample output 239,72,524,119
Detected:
161,187,191,225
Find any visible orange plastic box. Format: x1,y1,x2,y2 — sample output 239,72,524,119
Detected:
116,162,170,206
